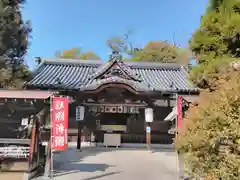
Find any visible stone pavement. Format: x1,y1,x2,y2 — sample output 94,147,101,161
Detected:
34,144,180,180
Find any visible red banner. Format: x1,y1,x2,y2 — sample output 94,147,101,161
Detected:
177,95,183,129
51,96,68,151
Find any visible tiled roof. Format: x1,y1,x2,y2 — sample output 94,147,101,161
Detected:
26,58,199,93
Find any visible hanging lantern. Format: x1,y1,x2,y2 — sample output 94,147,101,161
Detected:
145,108,153,122
76,106,85,121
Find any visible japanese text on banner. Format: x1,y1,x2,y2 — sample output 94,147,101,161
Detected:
52,97,68,151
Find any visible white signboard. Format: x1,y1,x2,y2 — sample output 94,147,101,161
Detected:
21,118,29,126
146,126,151,133
76,106,85,121
0,146,30,158
145,108,153,122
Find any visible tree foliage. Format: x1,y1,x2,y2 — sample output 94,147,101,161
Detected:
56,47,100,60
106,30,138,56
0,0,31,89
107,32,191,64
189,0,240,89
175,0,240,179
131,41,191,65
175,67,240,179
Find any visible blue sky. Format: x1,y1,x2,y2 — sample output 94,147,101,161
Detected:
22,0,209,68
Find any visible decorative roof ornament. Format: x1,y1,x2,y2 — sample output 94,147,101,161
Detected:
35,57,42,65
109,50,122,62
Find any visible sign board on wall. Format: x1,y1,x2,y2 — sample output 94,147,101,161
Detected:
0,146,30,158
146,126,151,133
51,96,68,151
100,125,127,132
88,105,140,114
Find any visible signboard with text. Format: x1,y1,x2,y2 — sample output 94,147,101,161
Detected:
177,96,183,129
0,146,29,158
51,96,68,151
146,126,151,133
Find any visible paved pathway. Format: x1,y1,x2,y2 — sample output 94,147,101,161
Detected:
36,146,179,180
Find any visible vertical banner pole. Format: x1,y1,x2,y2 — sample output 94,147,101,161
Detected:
175,94,179,179
50,96,54,180
175,94,178,140
176,94,184,180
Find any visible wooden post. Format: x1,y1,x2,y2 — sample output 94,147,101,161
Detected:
146,123,151,150
77,121,82,150
44,136,52,177
76,105,85,150
28,116,36,170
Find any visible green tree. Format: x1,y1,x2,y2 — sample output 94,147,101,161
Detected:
189,0,240,89
175,0,240,179
175,67,240,180
106,30,138,56
131,41,191,65
107,32,191,64
0,0,31,89
56,47,100,60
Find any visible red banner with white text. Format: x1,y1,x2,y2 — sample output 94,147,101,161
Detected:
51,96,68,151
177,95,183,129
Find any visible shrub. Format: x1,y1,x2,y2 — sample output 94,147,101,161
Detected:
175,69,240,180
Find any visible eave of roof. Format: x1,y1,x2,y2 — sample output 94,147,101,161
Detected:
0,90,56,99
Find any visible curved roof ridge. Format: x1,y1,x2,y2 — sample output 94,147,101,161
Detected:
42,58,103,65
126,61,184,69
38,58,187,69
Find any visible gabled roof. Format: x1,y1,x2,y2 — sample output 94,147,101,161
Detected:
89,52,142,82
90,60,142,82
26,58,199,94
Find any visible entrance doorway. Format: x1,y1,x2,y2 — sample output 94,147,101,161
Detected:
100,113,128,126
94,113,132,145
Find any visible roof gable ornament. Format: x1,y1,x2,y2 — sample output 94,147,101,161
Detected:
89,51,142,82
109,50,122,62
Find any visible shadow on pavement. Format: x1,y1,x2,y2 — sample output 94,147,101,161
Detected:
53,163,114,177
151,147,176,157
52,147,116,177
52,146,176,178
78,171,121,180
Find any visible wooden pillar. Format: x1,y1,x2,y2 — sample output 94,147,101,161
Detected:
77,121,82,150
28,116,37,170
146,122,151,149
44,136,52,177
35,117,40,166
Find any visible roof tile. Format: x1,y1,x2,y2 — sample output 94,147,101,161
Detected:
26,59,199,93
